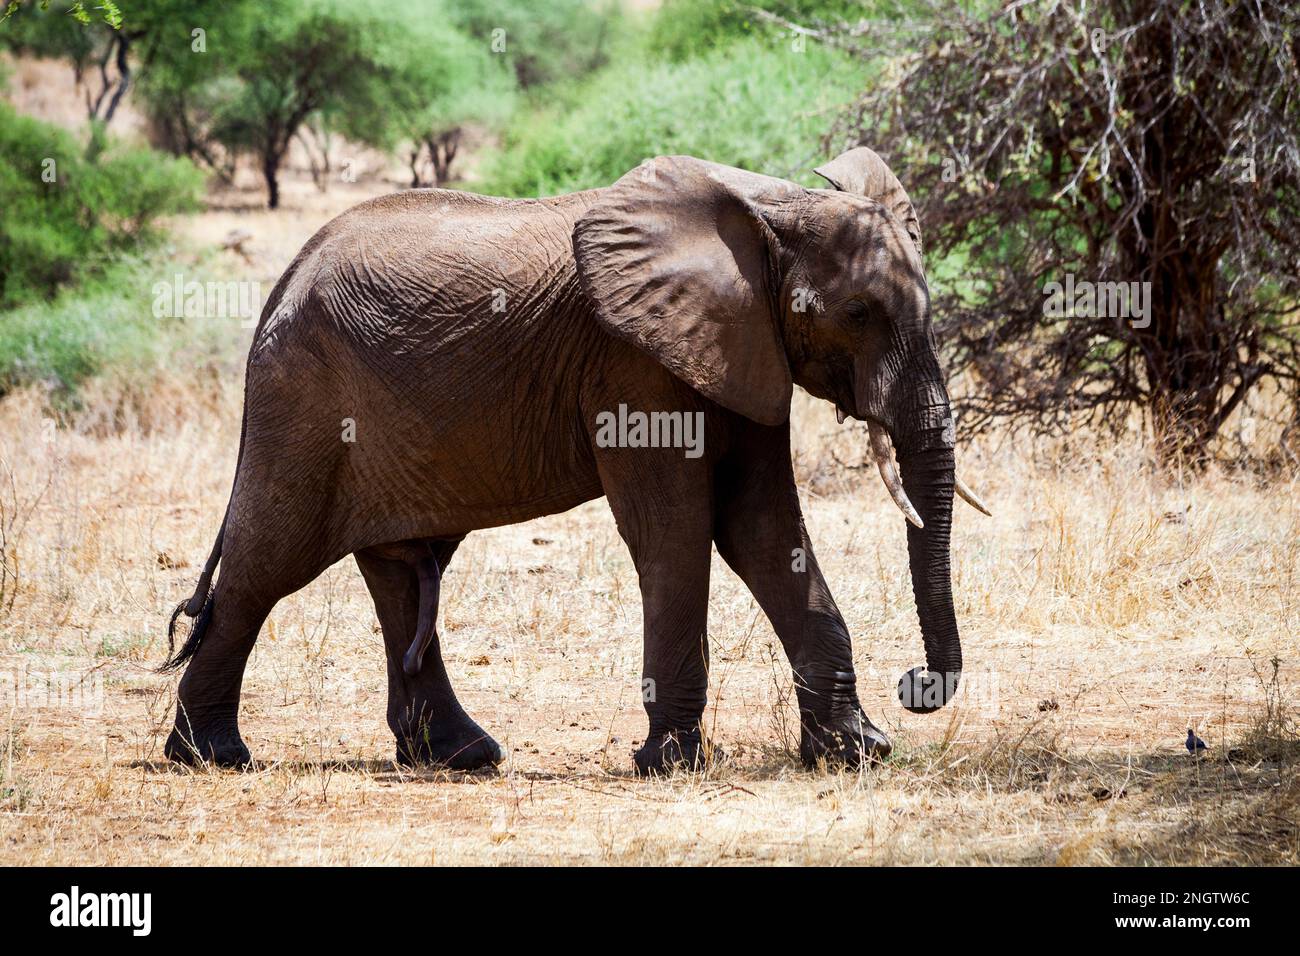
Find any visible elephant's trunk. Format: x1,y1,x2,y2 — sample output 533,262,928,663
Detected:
892,378,961,712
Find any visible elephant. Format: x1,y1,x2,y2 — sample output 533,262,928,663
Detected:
160,147,989,775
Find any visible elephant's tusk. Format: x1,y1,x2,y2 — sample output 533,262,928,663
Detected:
867,421,923,529
954,475,991,516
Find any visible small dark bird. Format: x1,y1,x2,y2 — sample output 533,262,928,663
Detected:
1186,729,1208,755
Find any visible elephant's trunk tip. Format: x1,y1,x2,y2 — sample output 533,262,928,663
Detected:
897,666,960,713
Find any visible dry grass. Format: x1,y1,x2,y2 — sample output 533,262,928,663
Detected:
1,174,1298,866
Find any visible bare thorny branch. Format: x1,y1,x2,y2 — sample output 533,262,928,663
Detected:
816,0,1300,465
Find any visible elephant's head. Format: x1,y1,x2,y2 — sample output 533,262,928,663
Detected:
573,151,989,713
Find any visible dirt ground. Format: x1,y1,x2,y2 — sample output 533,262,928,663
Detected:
2,150,1298,864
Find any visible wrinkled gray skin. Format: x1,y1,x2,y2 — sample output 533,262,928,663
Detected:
163,148,967,775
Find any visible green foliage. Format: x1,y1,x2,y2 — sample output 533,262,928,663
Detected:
644,0,771,62
0,0,103,65
233,3,389,131
330,0,516,152
149,0,420,202
449,0,622,89
26,0,125,27
135,0,518,203
1,0,120,27
0,249,242,399
4,1,235,130
0,103,204,309
644,0,904,63
481,35,868,197
0,259,161,396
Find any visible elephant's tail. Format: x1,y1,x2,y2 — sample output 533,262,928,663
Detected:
157,511,225,673
159,246,285,675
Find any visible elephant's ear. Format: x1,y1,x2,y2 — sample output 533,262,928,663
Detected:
573,155,793,427
815,146,922,257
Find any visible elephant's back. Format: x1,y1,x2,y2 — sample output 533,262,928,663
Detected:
249,187,601,363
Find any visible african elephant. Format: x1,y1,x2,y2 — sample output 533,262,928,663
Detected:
161,147,988,775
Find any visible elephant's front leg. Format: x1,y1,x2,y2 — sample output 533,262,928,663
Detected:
595,437,717,775
355,542,504,770
713,422,892,768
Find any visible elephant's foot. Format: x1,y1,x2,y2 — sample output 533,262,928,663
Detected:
394,714,505,771
164,722,253,769
799,707,892,769
634,728,723,776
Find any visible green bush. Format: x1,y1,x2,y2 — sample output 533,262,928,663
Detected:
333,0,517,154
0,256,156,397
0,252,242,400
480,36,869,197
449,0,624,89
644,0,898,63
0,104,204,308
643,0,766,62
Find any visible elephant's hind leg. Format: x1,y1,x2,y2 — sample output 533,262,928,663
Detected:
355,540,504,771
164,576,278,769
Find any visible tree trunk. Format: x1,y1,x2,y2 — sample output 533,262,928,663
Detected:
297,127,330,193
1140,251,1237,463
426,128,462,187
263,151,281,209
101,32,132,124
409,144,426,188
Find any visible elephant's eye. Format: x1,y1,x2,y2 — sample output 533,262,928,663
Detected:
843,299,870,324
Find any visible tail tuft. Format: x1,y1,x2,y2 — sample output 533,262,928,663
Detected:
160,513,226,674
158,588,214,673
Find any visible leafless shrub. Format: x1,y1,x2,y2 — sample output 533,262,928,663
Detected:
0,455,50,616
1238,654,1300,764
825,0,1300,465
